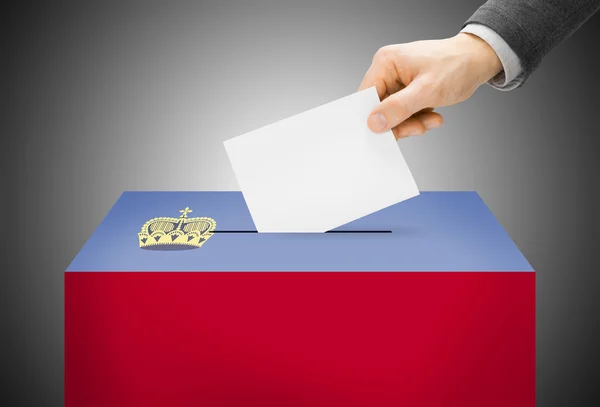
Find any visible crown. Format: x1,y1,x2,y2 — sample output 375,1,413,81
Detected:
138,207,216,250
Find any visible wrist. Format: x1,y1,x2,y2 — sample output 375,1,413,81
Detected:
453,32,503,85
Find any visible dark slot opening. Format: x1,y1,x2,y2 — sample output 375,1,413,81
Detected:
327,230,391,233
212,230,391,234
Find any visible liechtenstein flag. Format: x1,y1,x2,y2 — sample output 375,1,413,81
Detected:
65,191,535,407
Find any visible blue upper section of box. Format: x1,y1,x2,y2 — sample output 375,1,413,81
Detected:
66,191,533,272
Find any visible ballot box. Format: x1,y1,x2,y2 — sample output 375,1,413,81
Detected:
65,191,534,407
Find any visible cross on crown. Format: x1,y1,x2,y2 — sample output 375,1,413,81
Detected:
179,207,193,218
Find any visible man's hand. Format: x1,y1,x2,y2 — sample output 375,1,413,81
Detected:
359,33,502,139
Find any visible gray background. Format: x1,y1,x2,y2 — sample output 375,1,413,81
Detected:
4,0,599,405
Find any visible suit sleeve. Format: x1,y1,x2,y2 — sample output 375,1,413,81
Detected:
463,0,600,87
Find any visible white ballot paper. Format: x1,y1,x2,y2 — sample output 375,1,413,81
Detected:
223,87,419,233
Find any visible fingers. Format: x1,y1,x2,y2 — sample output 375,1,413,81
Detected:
358,64,388,98
359,50,405,100
360,47,442,138
392,111,444,140
367,76,434,133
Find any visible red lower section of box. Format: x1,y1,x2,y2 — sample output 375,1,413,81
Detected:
65,272,535,407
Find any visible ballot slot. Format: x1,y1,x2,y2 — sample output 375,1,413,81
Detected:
212,230,392,233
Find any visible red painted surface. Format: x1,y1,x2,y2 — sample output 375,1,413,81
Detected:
65,272,535,407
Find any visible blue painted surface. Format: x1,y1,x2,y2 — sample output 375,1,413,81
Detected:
66,191,533,272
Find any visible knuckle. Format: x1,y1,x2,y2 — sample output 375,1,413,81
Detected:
421,78,435,92
418,77,436,97
417,76,443,105
375,45,390,56
373,45,394,63
387,97,409,119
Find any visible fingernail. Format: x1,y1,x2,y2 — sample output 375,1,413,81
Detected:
424,120,441,130
368,113,388,132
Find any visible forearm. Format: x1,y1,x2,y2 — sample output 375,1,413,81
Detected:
463,0,600,87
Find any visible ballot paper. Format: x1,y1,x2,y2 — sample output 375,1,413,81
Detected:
223,87,419,233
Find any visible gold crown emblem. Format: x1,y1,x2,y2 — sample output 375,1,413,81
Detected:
138,207,216,250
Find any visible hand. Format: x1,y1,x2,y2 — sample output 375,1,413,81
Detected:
359,33,503,139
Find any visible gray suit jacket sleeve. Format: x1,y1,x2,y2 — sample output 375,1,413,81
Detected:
463,0,600,87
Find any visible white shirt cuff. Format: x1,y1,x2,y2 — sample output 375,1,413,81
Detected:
461,23,524,91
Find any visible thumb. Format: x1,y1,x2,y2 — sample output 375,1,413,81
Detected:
367,77,433,133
